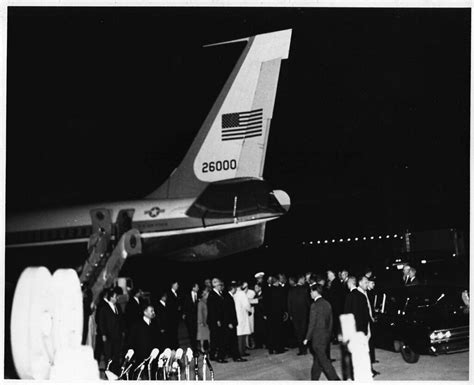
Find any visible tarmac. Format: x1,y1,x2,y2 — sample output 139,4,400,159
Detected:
212,343,469,381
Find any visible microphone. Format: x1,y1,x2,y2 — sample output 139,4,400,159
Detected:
186,347,193,363
160,348,172,363
118,359,135,380
120,349,134,374
148,348,159,380
203,353,208,381
205,354,215,381
194,350,199,380
134,348,159,372
175,348,184,362
173,348,184,380
149,348,160,363
166,350,176,373
158,348,172,380
185,348,193,380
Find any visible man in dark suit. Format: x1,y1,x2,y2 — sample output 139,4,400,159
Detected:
253,283,266,349
278,273,293,348
125,287,144,332
127,304,156,374
155,291,169,351
223,281,246,362
303,284,340,380
344,276,379,377
183,283,199,351
367,280,378,364
264,277,287,354
287,275,310,355
343,276,357,309
97,287,124,375
326,270,344,341
207,278,227,362
167,281,181,349
344,276,371,335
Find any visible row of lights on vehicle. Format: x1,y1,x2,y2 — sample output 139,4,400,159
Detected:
302,234,400,245
430,331,451,341
387,254,458,269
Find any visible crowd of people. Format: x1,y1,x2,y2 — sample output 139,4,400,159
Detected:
87,264,421,379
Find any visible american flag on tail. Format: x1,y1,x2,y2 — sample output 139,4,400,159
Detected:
221,108,263,141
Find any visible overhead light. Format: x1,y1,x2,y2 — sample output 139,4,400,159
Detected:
363,237,367,240
355,237,359,241
317,241,321,244
347,238,351,242
421,259,426,264
309,241,313,245
339,239,344,242
453,253,456,257
370,236,374,240
324,240,328,244
386,235,390,239
394,234,398,238
378,236,382,239
332,239,336,243
386,266,390,270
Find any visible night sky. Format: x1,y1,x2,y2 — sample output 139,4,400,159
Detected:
5,7,470,284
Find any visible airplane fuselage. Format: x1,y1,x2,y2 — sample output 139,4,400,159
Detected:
6,197,281,251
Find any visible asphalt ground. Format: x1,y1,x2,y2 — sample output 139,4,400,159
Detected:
212,344,469,381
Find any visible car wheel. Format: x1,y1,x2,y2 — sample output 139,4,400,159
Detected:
400,342,420,363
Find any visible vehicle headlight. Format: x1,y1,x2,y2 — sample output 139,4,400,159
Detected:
445,331,451,338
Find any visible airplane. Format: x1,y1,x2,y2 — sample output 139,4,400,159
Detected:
6,29,292,270
6,29,292,379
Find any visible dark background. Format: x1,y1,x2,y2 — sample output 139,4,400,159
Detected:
6,7,470,290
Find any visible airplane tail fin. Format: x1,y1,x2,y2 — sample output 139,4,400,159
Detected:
147,29,292,199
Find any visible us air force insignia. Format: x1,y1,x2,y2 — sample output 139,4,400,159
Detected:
145,206,165,218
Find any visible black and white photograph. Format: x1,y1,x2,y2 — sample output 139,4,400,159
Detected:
3,3,470,381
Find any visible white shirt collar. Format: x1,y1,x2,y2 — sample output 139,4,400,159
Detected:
134,296,140,304
104,298,117,314
143,316,151,325
357,287,367,296
160,300,166,307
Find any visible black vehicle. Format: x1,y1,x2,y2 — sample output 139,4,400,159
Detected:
371,285,469,363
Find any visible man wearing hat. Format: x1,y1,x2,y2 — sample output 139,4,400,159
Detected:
254,272,265,285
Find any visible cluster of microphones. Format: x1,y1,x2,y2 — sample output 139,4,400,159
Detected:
105,348,214,381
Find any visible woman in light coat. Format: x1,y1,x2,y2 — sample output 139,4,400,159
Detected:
244,282,257,349
197,288,210,353
234,285,252,357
